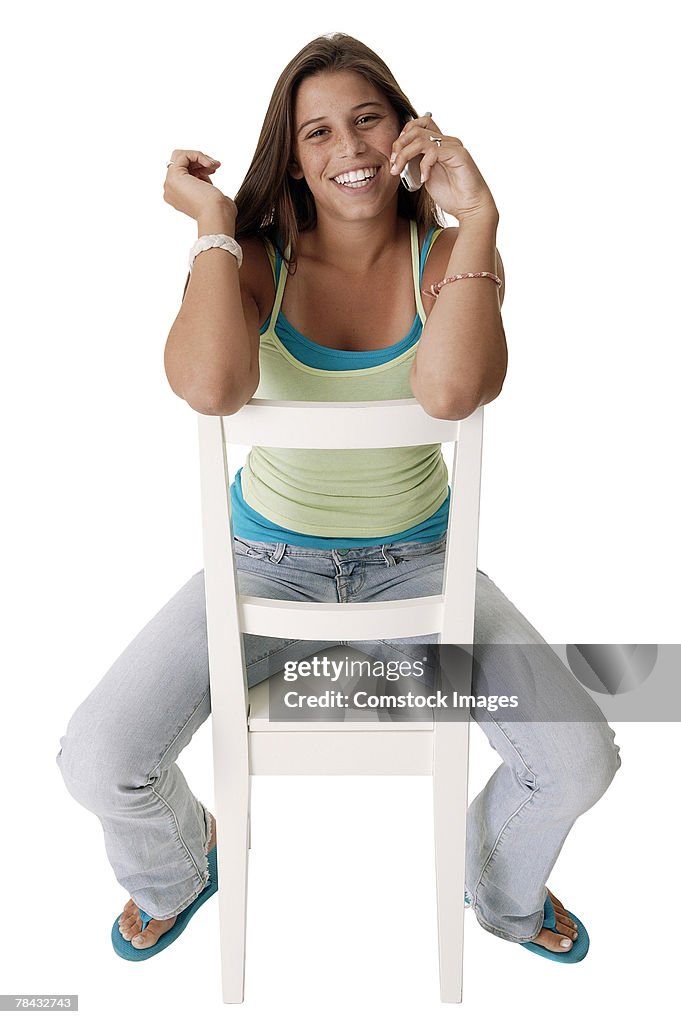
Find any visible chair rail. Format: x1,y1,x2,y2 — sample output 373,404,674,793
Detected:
219,397,462,449
239,594,444,641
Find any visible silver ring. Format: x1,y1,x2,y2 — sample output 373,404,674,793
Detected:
166,160,174,168
429,135,443,147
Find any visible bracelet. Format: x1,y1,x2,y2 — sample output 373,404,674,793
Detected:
189,233,243,271
423,271,502,298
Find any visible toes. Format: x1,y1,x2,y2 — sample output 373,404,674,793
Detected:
130,920,156,948
118,901,178,947
546,887,564,909
555,921,578,941
534,891,580,949
118,903,142,939
534,926,573,953
130,916,177,948
555,909,577,932
548,891,578,935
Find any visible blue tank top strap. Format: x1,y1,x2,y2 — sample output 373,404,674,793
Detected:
419,226,436,282
419,225,445,284
265,236,289,325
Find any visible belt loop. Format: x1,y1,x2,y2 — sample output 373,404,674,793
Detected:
381,544,396,567
269,542,286,564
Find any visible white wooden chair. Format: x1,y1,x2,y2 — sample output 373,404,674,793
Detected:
197,398,484,1004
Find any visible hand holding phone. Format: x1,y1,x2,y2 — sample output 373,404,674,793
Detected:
399,112,432,192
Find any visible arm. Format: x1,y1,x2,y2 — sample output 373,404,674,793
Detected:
389,118,508,420
163,199,261,415
410,214,507,420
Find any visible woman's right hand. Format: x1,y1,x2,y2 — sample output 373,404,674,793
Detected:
163,149,237,222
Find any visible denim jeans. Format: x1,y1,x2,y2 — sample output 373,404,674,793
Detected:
56,534,621,943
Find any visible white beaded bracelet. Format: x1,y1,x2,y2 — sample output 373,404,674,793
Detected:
189,234,243,271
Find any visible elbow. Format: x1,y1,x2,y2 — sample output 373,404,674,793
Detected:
185,395,240,417
413,384,484,422
413,371,506,421
182,376,260,417
419,398,480,421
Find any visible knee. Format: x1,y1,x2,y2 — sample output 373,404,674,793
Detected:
544,722,622,813
580,729,621,809
56,701,144,815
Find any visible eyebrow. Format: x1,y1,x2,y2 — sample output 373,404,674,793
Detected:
297,101,387,136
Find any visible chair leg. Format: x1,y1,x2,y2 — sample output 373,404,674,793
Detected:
213,766,250,1003
433,719,470,1003
247,775,252,850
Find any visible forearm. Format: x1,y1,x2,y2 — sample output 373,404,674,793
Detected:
411,213,507,419
164,201,257,411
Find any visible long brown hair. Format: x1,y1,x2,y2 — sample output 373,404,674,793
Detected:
233,32,445,272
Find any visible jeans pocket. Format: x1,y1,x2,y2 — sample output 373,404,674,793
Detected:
233,537,270,560
389,535,448,563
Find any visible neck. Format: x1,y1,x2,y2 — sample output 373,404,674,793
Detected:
298,197,407,274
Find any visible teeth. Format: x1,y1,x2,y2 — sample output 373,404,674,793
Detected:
333,166,378,185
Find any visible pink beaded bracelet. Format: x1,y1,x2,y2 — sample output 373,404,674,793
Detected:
423,271,503,298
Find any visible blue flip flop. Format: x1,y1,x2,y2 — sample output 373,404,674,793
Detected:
520,892,589,963
111,844,219,961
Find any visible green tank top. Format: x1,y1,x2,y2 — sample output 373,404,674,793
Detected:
241,219,450,538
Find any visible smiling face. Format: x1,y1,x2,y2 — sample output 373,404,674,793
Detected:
289,69,402,220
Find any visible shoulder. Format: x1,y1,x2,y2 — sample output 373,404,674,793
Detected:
237,235,276,326
421,225,505,309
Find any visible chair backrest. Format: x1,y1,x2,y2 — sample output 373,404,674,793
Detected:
197,399,484,721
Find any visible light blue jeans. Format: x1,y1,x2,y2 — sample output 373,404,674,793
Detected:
56,534,621,943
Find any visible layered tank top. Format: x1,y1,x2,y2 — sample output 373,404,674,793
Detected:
230,218,451,549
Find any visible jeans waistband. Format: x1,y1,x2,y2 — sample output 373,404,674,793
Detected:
232,532,448,562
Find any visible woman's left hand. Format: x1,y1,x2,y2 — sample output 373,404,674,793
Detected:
390,115,498,223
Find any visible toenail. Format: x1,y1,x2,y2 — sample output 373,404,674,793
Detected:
560,938,572,948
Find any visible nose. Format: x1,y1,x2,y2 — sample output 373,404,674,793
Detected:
336,124,368,157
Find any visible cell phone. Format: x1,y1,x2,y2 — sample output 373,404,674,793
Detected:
399,114,425,192
400,155,423,192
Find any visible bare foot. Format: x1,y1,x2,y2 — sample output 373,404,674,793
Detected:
529,888,579,954
118,811,217,950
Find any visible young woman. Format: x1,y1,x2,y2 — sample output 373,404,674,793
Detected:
56,33,621,965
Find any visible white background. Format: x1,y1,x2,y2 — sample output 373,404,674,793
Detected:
1,0,678,1019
